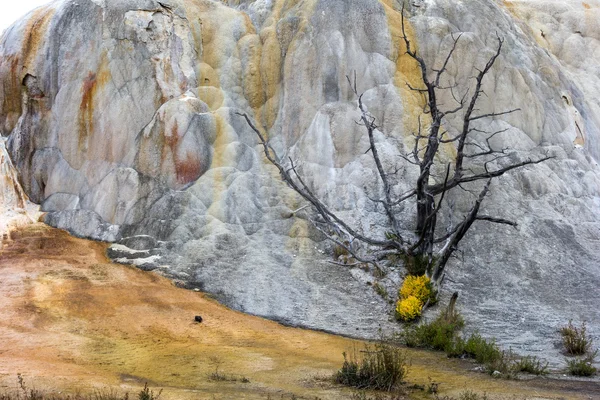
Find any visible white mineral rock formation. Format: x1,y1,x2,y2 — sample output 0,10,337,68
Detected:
1,0,599,365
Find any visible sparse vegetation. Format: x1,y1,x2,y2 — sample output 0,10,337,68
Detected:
560,320,592,356
400,310,463,352
513,355,549,375
559,321,598,377
373,282,389,301
349,391,406,400
137,383,161,400
335,342,409,391
560,321,597,376
207,356,250,383
399,309,550,378
456,390,488,400
0,375,163,400
457,333,502,365
566,354,598,377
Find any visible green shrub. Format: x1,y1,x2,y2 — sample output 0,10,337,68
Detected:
513,356,549,375
462,333,501,365
566,355,597,377
335,342,409,391
453,335,520,377
399,311,463,352
560,320,592,356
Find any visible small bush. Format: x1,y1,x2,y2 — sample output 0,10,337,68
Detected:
335,342,409,391
461,333,501,365
399,275,434,304
395,275,436,322
566,355,597,377
396,296,422,322
137,384,161,400
560,320,592,356
513,355,549,375
399,311,463,351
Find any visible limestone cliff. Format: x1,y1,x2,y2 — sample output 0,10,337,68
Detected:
1,0,599,364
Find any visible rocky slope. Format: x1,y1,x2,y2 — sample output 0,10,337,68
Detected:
1,0,599,363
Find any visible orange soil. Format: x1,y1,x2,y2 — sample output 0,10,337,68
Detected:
0,224,597,399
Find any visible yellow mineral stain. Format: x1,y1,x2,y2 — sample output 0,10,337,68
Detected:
21,6,55,74
381,2,464,164
205,113,230,220
0,6,55,132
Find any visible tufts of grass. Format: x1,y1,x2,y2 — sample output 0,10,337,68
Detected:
206,356,250,383
513,355,549,375
335,342,409,391
0,376,163,400
566,354,598,377
560,321,592,356
399,309,551,378
373,282,389,301
432,390,489,400
399,311,463,352
560,320,598,377
349,391,406,400
460,333,502,365
560,320,592,356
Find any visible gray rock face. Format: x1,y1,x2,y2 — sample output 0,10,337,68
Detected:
1,0,599,365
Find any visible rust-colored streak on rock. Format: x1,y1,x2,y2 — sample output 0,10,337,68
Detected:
174,153,202,186
77,54,111,156
21,6,55,69
162,119,203,186
78,72,97,151
0,56,22,131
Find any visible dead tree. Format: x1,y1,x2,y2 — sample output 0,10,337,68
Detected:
238,5,551,289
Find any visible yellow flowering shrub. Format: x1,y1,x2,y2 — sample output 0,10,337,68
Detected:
396,296,422,321
396,275,435,322
399,275,433,303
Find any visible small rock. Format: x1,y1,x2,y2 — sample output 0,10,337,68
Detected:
194,315,203,323
193,288,200,292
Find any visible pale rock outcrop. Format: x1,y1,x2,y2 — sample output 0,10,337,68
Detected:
1,0,600,365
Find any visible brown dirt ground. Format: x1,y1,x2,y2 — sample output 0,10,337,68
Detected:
0,223,598,399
